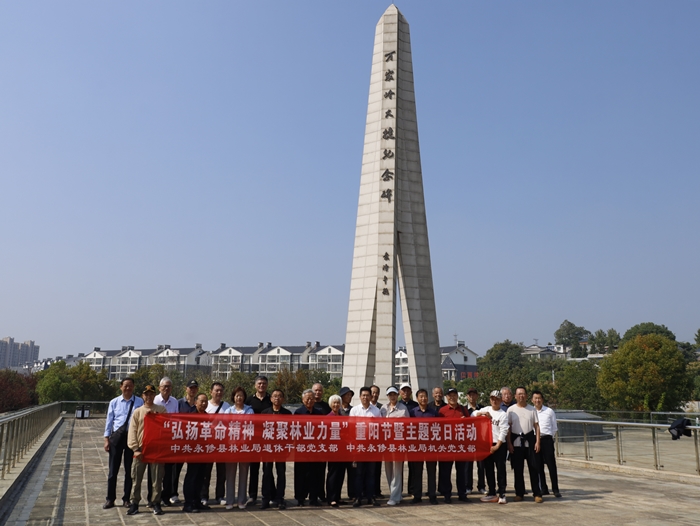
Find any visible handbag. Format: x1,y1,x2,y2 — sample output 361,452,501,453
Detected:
108,398,135,448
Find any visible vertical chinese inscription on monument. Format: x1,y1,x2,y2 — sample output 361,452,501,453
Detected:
380,48,397,297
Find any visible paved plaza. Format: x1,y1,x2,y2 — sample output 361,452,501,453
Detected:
3,417,700,525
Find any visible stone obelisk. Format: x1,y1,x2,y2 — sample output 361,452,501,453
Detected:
343,5,441,398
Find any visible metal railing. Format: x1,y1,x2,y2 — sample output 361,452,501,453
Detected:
556,418,700,475
0,402,62,479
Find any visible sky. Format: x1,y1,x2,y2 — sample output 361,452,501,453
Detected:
1,1,699,359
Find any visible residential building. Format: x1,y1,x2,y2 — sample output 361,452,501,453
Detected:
1,337,40,369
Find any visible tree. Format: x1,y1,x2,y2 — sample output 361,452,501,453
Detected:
588,329,608,354
36,361,81,404
598,334,691,411
620,322,675,345
695,328,700,347
554,320,590,358
606,328,621,352
477,340,525,373
68,361,116,401
556,361,607,411
270,369,309,404
0,370,36,412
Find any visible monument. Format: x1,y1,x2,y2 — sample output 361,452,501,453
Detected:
342,5,441,397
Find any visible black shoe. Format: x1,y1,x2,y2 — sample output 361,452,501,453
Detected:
338,500,348,506
371,499,381,507
542,490,550,496
103,500,115,509
146,502,153,509
458,495,469,502
261,501,270,510
429,497,439,505
411,497,422,504
296,499,305,507
182,505,198,513
122,500,130,508
196,502,210,510
309,499,321,507
279,500,287,510
376,492,385,498
444,496,452,504
160,499,171,507
352,499,362,508
554,492,562,498
126,504,139,515
330,501,339,508
152,503,164,516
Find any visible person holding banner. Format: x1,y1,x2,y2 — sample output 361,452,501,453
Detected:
126,384,166,516
294,389,325,506
200,382,230,507
182,393,210,513
438,388,469,504
409,388,441,504
474,390,509,504
350,386,382,507
380,386,409,505
246,375,272,505
223,387,254,510
261,389,292,510
325,394,346,507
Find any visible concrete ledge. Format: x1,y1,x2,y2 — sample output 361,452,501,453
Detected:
558,457,700,486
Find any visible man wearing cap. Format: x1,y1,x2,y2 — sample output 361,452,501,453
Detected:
126,384,166,516
182,393,210,513
152,377,178,507
350,387,382,507
473,390,509,504
464,388,486,496
532,390,561,498
381,386,409,505
168,380,198,506
409,388,441,504
507,387,542,503
438,388,469,503
400,383,419,411
103,377,144,510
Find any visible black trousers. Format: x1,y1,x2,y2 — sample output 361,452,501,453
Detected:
200,462,226,502
511,444,541,497
294,462,324,503
171,462,185,499
438,461,467,498
262,462,286,503
409,461,436,498
483,443,507,497
248,462,260,500
183,463,205,507
326,462,346,504
466,460,485,491
373,461,382,496
537,435,559,493
354,462,376,501
106,435,133,502
345,464,356,499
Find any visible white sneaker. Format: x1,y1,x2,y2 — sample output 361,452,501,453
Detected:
480,495,498,503
169,496,180,505
498,496,507,504
465,489,472,495
480,489,488,495
238,503,247,510
225,504,234,510
220,499,227,506
387,500,397,506
246,497,254,505
201,499,208,506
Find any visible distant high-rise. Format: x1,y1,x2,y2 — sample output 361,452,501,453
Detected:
342,6,441,397
0,337,40,369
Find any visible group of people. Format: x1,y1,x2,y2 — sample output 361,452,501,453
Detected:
103,375,560,516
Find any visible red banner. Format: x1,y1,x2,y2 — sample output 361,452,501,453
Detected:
142,413,492,463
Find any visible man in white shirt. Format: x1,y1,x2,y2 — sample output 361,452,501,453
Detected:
153,376,179,506
507,387,542,503
350,387,381,507
201,382,230,506
380,386,409,505
474,390,509,504
532,391,561,498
